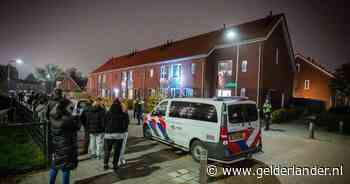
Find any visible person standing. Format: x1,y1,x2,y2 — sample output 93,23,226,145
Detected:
134,98,144,125
103,98,129,170
81,98,105,160
47,93,80,184
263,98,272,130
35,94,48,123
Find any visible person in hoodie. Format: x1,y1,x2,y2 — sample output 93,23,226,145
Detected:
103,98,129,170
47,91,80,184
81,98,105,160
35,94,48,123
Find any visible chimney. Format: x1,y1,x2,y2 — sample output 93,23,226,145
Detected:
223,24,226,29
269,11,273,17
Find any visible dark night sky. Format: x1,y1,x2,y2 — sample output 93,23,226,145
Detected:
0,0,349,78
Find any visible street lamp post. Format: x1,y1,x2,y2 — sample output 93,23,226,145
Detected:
7,59,23,93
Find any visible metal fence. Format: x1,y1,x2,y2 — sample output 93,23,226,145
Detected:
0,99,50,165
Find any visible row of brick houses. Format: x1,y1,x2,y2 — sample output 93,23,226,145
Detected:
87,13,296,107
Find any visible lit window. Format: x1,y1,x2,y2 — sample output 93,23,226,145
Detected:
240,88,246,97
160,65,169,80
102,74,106,83
128,89,133,99
217,60,232,88
296,63,301,72
150,68,154,77
191,63,196,75
304,80,310,90
170,88,181,97
170,64,182,79
98,75,102,84
122,71,127,81
128,71,133,81
217,89,231,97
241,60,247,72
275,48,279,64
184,88,194,97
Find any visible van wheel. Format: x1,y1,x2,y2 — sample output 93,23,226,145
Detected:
190,140,206,163
143,127,152,139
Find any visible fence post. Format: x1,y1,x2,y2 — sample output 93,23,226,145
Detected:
309,121,315,139
45,121,51,166
199,149,208,184
339,121,344,134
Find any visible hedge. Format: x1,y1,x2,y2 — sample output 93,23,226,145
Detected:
317,106,350,134
271,107,300,123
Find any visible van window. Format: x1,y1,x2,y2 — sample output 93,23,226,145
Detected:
169,101,218,123
227,104,257,123
228,105,244,124
244,104,258,121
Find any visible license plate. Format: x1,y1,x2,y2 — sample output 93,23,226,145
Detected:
229,132,243,140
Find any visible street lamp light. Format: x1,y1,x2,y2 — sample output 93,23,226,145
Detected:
226,29,237,40
7,58,23,93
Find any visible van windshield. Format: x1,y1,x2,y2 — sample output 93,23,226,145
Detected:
227,104,257,124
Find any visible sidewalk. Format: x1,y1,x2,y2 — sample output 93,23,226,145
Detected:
15,120,350,184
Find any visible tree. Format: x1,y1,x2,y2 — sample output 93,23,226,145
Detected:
25,73,37,82
330,62,350,106
34,64,64,93
34,64,64,82
65,67,87,89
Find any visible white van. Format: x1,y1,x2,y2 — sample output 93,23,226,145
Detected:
143,97,262,163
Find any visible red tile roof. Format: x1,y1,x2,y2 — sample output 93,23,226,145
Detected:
92,14,283,74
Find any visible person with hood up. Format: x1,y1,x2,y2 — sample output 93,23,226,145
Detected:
103,98,129,170
47,91,80,184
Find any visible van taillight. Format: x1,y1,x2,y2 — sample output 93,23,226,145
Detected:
220,127,229,145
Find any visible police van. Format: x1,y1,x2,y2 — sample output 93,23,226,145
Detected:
143,97,262,163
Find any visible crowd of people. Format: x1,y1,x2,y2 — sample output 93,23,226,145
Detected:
13,89,135,184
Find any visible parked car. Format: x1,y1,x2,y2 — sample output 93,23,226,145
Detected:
143,97,262,163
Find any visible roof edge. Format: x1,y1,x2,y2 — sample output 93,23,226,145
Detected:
295,53,335,78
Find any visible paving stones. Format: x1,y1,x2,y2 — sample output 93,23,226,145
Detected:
168,168,199,184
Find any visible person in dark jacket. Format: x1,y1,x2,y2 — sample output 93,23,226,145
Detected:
134,97,144,125
80,98,105,160
48,93,80,184
103,98,129,170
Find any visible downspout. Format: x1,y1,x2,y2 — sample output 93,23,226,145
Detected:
201,61,205,97
235,45,240,96
257,43,262,106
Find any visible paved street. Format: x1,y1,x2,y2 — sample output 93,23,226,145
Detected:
15,119,350,184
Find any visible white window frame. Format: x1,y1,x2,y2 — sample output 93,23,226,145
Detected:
122,71,127,81
240,88,246,97
128,70,133,81
296,63,301,72
170,64,182,80
304,80,310,90
98,75,102,84
160,65,168,80
241,60,248,72
102,74,106,83
191,63,196,75
150,68,154,78
217,89,231,97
